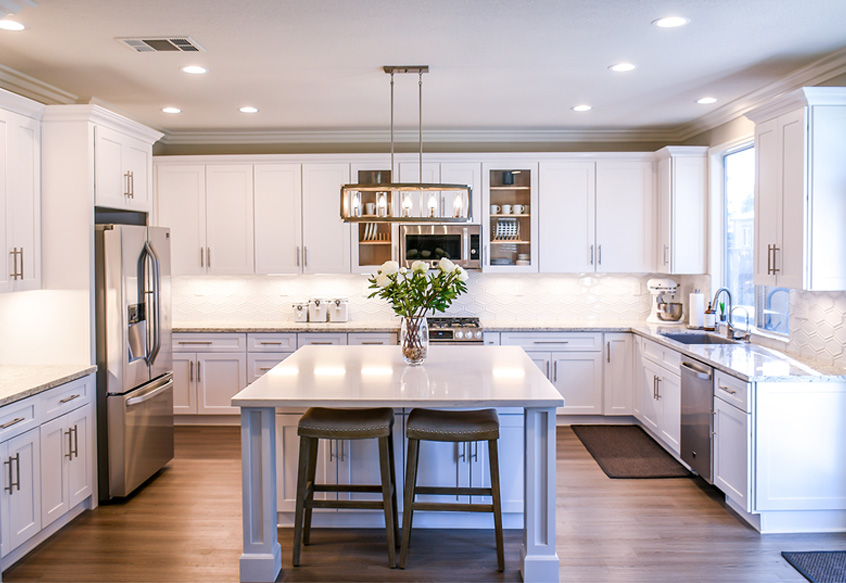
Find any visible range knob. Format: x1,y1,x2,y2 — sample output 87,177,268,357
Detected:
474,330,483,340
454,330,465,340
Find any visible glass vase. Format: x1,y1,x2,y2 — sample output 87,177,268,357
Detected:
400,316,429,366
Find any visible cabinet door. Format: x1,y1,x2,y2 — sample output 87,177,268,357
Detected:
0,109,8,293
348,332,398,346
753,117,780,286
172,353,197,414
595,161,654,273
657,370,681,454
528,352,551,380
247,353,293,384
196,352,247,415
538,161,595,273
777,109,807,290
713,398,751,511
255,164,303,274
639,359,661,434
155,165,207,275
123,135,152,212
66,404,93,510
603,333,633,415
39,412,70,528
205,165,254,275
94,125,128,209
551,352,603,415
2,428,41,555
297,332,348,348
275,413,334,511
6,112,41,292
469,412,523,513
412,440,471,504
301,163,351,274
337,413,404,505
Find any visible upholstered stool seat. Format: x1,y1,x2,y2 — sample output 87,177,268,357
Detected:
293,407,398,568
399,407,504,571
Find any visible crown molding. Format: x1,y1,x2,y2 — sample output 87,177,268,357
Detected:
41,104,163,143
0,63,77,106
674,47,846,141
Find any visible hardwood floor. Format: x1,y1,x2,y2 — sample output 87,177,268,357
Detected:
4,426,845,582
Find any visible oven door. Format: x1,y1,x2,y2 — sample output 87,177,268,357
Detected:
400,225,480,270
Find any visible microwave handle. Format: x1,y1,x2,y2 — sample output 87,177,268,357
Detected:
463,227,470,264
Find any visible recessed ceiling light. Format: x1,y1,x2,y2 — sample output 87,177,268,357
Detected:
572,105,592,112
0,20,26,31
697,97,717,104
162,107,182,114
181,65,207,75
239,106,259,114
609,63,636,73
652,16,690,28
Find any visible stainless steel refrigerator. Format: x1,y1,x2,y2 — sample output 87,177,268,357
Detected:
95,224,174,500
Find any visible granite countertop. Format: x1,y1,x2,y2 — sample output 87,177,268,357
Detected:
173,320,401,333
0,364,97,408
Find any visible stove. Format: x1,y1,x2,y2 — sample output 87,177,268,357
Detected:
427,316,484,344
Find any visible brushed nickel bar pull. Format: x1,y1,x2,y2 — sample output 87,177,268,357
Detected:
664,244,669,266
18,247,23,279
607,342,611,363
4,457,12,494
590,244,594,266
65,428,74,459
303,246,308,268
197,360,202,383
597,244,602,266
179,341,213,345
0,417,25,430
310,342,334,345
129,171,135,198
766,244,773,275
296,246,300,267
200,247,204,268
59,394,80,404
189,361,194,382
9,453,20,493
772,246,780,274
360,342,382,345
553,361,558,382
533,341,568,345
73,425,79,459
207,247,211,268
718,385,737,395
259,367,273,371
124,171,131,197
9,248,16,279
260,341,283,345
656,377,662,399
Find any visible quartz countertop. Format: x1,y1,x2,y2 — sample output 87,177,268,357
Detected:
173,320,400,333
0,364,97,408
232,345,564,409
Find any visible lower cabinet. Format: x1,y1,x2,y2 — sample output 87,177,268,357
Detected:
603,333,633,415
713,396,751,510
639,340,681,454
173,333,248,416
0,428,41,557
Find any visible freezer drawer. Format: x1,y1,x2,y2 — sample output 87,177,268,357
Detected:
107,373,174,497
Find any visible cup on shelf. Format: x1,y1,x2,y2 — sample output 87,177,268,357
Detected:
513,204,525,214
490,204,501,215
522,205,529,215
501,204,513,215
365,202,376,215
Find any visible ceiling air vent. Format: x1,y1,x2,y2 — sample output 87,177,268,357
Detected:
117,37,205,53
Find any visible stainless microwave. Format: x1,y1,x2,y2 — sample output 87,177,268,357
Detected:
399,224,481,270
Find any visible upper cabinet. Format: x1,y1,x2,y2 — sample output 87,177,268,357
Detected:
747,87,846,290
538,157,654,273
94,125,154,212
654,147,707,275
254,164,303,274
482,162,539,273
0,90,43,293
301,163,351,274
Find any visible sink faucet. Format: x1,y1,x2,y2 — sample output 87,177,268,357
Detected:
730,305,752,343
711,288,734,339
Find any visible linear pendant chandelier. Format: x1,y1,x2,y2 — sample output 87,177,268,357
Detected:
340,66,472,223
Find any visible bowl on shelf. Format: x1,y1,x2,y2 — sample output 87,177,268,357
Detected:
490,258,513,265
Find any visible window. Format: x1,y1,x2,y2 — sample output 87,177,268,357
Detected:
722,145,789,335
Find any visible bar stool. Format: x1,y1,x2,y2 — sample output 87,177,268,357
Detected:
292,407,399,567
399,408,504,571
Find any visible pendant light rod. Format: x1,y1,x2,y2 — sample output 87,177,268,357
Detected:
383,66,429,184
419,69,423,184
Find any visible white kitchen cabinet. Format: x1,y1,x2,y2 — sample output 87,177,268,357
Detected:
348,332,398,345
155,164,254,275
482,163,540,272
0,104,41,293
747,87,846,290
639,341,681,454
0,428,41,558
94,125,153,212
247,354,292,384
246,333,297,382
172,333,248,416
275,412,334,512
603,333,633,415
301,163,351,274
172,353,198,414
713,395,751,511
654,147,707,275
39,403,93,529
538,158,654,273
501,332,603,414
254,164,303,274
297,332,348,348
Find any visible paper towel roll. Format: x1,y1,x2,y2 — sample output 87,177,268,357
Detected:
689,293,705,328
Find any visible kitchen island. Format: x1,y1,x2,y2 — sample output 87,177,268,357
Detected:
232,344,564,582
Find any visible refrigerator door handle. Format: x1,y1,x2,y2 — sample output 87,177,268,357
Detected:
126,379,174,407
143,240,163,366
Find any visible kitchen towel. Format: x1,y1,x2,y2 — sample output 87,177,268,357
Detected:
689,292,705,328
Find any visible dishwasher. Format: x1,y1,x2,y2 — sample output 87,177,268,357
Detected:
680,359,714,483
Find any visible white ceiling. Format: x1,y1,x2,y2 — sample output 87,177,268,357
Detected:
1,0,846,144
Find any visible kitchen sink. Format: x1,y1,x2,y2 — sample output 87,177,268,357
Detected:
660,332,737,345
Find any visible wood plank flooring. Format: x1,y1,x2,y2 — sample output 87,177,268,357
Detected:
4,426,844,582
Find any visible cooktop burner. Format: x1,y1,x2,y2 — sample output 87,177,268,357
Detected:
426,317,483,342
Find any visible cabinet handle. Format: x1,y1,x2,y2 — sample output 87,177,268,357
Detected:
340,439,345,462
470,441,478,462
766,244,773,275
0,417,25,430
663,245,669,266
296,246,300,267
65,428,74,459
533,341,568,345
73,425,79,459
545,361,550,378
130,171,135,198
718,384,737,395
772,246,780,274
4,456,12,494
207,247,211,268
590,244,594,266
9,248,16,279
303,246,308,268
652,375,657,399
19,248,23,279
59,393,80,404
310,342,334,345
597,244,602,266
656,376,661,400
553,360,558,382
189,360,194,382
197,360,202,383
179,341,213,345
607,342,611,363
5,453,20,494
260,341,283,345
200,247,205,268
259,367,273,371
124,171,131,197
360,342,382,345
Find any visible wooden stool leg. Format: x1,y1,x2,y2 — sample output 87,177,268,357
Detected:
387,429,400,546
378,436,397,567
398,437,420,569
302,435,320,545
488,438,504,572
292,436,312,566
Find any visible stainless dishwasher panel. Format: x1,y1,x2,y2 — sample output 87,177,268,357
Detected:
107,373,174,497
680,359,714,483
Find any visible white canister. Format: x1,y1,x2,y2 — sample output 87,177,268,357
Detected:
328,298,349,322
293,302,309,323
308,298,329,322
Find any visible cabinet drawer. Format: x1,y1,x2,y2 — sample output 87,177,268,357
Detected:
247,353,293,383
0,396,38,442
297,333,348,348
714,370,750,413
40,375,93,422
641,338,681,372
348,332,397,345
247,333,298,352
173,333,247,353
499,332,602,352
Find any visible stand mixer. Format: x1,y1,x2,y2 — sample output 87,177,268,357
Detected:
647,278,684,324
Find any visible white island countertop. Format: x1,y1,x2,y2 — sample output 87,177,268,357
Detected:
232,344,564,409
